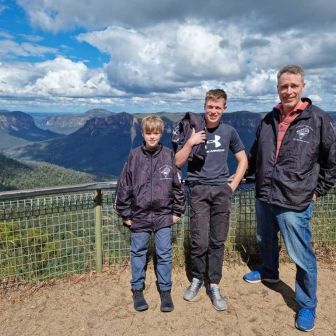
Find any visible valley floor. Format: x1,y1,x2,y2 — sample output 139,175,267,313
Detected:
0,262,335,336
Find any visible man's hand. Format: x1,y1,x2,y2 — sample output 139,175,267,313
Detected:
123,219,132,226
173,215,181,224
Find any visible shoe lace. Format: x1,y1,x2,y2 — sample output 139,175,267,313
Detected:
133,290,143,298
161,291,171,298
210,287,223,300
190,279,202,291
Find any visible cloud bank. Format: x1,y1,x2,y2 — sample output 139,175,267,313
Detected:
0,0,335,112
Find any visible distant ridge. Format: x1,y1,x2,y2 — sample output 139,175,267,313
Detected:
0,111,62,150
0,153,95,191
33,108,114,134
5,111,261,178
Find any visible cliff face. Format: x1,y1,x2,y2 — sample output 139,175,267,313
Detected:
0,111,61,142
35,109,114,134
5,111,259,178
3,109,335,179
6,113,149,177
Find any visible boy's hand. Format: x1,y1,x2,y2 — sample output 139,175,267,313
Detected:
123,219,132,226
173,215,180,224
187,128,206,146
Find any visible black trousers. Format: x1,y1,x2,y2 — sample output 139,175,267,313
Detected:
189,184,232,284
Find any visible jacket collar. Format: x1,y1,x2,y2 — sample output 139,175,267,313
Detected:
273,98,312,122
141,143,163,157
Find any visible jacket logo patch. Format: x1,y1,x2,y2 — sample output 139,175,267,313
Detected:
296,127,310,140
294,125,312,143
160,165,172,179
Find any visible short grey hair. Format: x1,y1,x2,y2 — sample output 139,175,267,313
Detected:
277,64,304,82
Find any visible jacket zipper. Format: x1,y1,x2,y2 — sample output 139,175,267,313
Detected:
270,116,300,202
150,154,153,229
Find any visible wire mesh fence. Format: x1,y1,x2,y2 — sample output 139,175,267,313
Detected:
0,192,96,286
0,183,335,286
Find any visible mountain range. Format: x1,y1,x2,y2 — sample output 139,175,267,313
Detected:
32,108,116,134
0,111,62,150
1,109,335,186
2,110,262,178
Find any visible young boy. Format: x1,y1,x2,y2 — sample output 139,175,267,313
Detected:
116,115,185,312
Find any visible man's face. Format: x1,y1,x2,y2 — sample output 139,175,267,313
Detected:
142,130,162,150
204,98,226,128
277,72,305,113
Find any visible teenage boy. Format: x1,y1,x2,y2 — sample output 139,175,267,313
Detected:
116,116,185,312
174,89,248,310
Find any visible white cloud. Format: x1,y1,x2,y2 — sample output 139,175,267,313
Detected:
0,39,57,58
0,57,123,103
2,0,336,112
17,0,336,34
78,22,248,93
0,31,13,39
308,94,322,103
19,34,44,43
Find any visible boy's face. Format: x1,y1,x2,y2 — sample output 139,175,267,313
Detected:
142,130,162,150
204,98,226,128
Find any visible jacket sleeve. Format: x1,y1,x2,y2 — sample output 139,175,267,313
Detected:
247,121,262,176
115,157,133,219
315,115,336,196
171,153,185,216
171,119,186,153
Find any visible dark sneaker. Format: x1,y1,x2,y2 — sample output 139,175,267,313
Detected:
183,278,203,301
295,308,316,332
132,289,149,311
243,270,280,284
207,286,228,311
160,290,174,312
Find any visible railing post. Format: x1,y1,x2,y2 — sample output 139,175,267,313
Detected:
94,189,103,273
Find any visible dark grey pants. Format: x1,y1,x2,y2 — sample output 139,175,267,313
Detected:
189,184,232,284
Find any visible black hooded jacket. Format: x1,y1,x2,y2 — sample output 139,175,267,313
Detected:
116,144,185,231
249,98,336,211
171,112,206,161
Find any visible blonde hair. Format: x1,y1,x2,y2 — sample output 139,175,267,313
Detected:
204,89,227,106
141,115,164,134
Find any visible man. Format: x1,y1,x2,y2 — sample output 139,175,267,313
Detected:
243,65,336,331
175,89,248,310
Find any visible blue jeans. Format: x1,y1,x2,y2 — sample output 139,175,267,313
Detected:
256,199,317,309
130,226,172,291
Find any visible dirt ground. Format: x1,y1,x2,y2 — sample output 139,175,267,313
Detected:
0,262,335,336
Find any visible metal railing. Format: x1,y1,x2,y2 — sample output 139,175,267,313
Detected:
0,182,335,286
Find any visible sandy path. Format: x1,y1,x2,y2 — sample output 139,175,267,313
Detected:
0,263,335,336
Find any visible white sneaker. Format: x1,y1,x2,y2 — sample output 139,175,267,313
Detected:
183,278,203,301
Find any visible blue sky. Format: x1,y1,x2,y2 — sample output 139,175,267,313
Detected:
0,0,336,114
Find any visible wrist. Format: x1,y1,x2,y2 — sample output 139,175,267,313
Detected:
186,138,195,148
